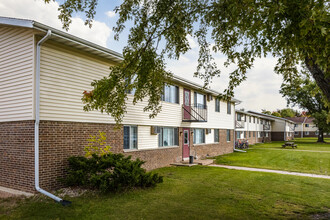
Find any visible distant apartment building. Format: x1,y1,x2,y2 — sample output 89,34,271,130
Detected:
235,111,295,142
284,117,330,138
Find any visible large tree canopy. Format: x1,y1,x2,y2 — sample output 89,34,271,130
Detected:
44,0,329,124
280,70,330,142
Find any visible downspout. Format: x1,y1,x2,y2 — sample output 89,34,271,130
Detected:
35,30,70,206
284,121,287,141
301,117,307,138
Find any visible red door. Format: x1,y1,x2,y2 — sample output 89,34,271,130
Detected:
182,128,190,158
183,89,191,120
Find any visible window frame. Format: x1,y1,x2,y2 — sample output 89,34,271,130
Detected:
193,128,206,144
161,84,180,104
194,92,206,109
237,113,241,121
123,125,138,150
215,98,220,112
227,129,231,142
214,129,219,142
158,127,179,147
227,101,231,114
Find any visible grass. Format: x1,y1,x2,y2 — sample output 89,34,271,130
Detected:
1,166,330,220
215,137,330,175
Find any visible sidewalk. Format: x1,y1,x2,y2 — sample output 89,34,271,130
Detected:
0,186,33,198
209,164,330,179
251,148,330,153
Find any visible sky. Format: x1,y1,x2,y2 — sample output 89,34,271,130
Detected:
0,0,290,112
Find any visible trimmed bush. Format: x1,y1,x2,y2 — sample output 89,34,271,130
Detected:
64,153,163,192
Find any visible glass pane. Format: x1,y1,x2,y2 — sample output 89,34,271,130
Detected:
123,126,130,149
174,128,178,145
196,93,204,108
185,91,190,106
130,126,137,149
184,131,188,144
158,128,163,147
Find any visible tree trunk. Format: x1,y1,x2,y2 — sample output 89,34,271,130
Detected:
305,57,330,103
317,128,324,143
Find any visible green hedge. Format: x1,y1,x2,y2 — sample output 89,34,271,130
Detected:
64,153,163,192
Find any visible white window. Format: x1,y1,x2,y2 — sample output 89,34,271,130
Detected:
305,131,309,135
305,124,309,127
162,85,179,104
193,128,205,144
194,92,206,108
159,127,179,147
123,125,138,149
227,101,231,114
227,130,231,141
215,99,220,112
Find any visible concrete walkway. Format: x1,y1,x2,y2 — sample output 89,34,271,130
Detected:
251,148,330,153
209,164,330,179
0,186,33,198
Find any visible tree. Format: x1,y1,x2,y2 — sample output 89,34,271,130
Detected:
44,0,329,124
271,112,282,118
280,71,330,142
261,109,272,115
279,108,296,118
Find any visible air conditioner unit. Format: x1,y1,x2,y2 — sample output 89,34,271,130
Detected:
151,126,161,135
206,128,212,134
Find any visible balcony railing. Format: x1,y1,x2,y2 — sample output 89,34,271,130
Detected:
182,104,207,122
263,124,271,130
235,121,245,128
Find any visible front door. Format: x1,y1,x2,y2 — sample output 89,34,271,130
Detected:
182,128,190,158
183,89,191,120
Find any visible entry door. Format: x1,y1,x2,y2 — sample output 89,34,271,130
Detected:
183,89,191,120
182,128,190,158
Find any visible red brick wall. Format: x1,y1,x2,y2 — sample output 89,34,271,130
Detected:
0,121,35,192
192,129,234,158
1,120,235,192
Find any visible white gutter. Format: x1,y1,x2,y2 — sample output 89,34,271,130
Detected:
35,30,70,205
284,121,287,141
301,117,307,138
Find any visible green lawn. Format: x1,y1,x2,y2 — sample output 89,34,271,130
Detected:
215,138,330,175
1,166,330,220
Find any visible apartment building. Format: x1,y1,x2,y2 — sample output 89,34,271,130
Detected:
285,117,318,137
248,111,295,141
235,110,272,144
0,17,238,193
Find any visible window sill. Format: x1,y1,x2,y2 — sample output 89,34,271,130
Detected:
161,101,180,105
193,142,219,146
123,145,179,152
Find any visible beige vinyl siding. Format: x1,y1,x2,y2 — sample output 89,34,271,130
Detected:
39,42,183,126
181,88,235,129
137,125,158,149
0,26,34,122
272,119,286,132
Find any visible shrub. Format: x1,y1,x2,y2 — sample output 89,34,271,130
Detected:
64,153,163,192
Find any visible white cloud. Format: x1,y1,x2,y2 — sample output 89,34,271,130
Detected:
105,11,116,18
0,0,111,47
